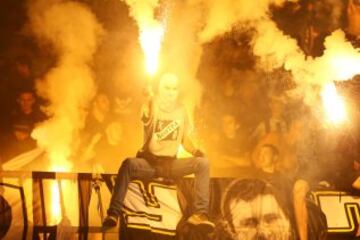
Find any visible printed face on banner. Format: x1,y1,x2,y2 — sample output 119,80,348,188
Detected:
229,194,291,240
219,179,293,240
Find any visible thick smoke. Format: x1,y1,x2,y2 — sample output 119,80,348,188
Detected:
28,0,104,171
198,0,360,105
252,22,360,104
198,0,289,43
122,0,161,28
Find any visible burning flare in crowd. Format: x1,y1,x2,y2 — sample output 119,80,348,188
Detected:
50,181,62,224
321,83,347,125
121,0,165,76
28,0,103,172
140,23,165,76
28,0,103,224
196,0,360,125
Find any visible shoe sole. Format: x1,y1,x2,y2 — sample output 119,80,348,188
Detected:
187,221,215,233
102,219,118,231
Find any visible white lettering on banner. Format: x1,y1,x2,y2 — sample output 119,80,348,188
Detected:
122,180,182,235
312,191,360,233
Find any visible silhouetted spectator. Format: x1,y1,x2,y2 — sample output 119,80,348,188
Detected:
0,119,37,162
80,93,125,172
214,71,242,117
89,121,125,173
9,89,45,133
210,113,251,176
250,96,288,148
84,93,112,136
236,70,266,135
253,144,296,212
254,144,280,174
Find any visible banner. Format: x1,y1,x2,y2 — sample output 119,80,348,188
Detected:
0,171,358,240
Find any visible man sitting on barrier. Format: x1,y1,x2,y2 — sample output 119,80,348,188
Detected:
102,73,215,233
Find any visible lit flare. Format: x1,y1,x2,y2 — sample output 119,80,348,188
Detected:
139,23,164,76
49,156,71,224
321,82,347,125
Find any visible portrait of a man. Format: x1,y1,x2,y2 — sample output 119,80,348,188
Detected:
214,178,294,240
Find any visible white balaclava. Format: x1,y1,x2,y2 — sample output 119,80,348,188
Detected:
157,73,179,111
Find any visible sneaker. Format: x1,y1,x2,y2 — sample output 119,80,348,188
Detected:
102,214,118,229
187,213,215,233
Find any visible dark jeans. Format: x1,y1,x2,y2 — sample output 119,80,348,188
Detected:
107,156,210,216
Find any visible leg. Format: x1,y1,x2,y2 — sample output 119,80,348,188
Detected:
171,157,210,214
107,157,155,217
171,157,214,233
293,179,310,240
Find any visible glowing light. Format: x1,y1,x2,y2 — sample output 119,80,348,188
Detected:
50,181,61,224
49,156,71,224
330,54,360,81
322,30,360,81
139,24,164,76
321,83,347,125
50,156,72,172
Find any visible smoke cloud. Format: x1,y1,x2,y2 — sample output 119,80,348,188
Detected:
198,0,289,43
122,0,162,29
28,0,104,171
198,0,360,105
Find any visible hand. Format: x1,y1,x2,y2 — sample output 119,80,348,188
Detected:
143,85,154,98
193,149,205,158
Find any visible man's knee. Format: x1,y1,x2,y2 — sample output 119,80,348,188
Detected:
293,179,310,200
119,158,137,173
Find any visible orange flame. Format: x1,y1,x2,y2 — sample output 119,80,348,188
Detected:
321,82,347,125
139,23,164,76
49,158,71,224
50,181,61,224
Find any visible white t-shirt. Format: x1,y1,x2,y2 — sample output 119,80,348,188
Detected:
142,99,190,157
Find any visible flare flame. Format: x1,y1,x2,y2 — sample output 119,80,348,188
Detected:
140,23,165,76
321,82,347,125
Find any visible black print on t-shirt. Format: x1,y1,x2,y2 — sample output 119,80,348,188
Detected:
155,120,180,141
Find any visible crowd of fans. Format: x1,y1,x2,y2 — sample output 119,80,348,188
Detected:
0,0,360,239
0,0,358,186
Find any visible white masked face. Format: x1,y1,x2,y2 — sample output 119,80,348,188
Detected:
158,73,179,104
